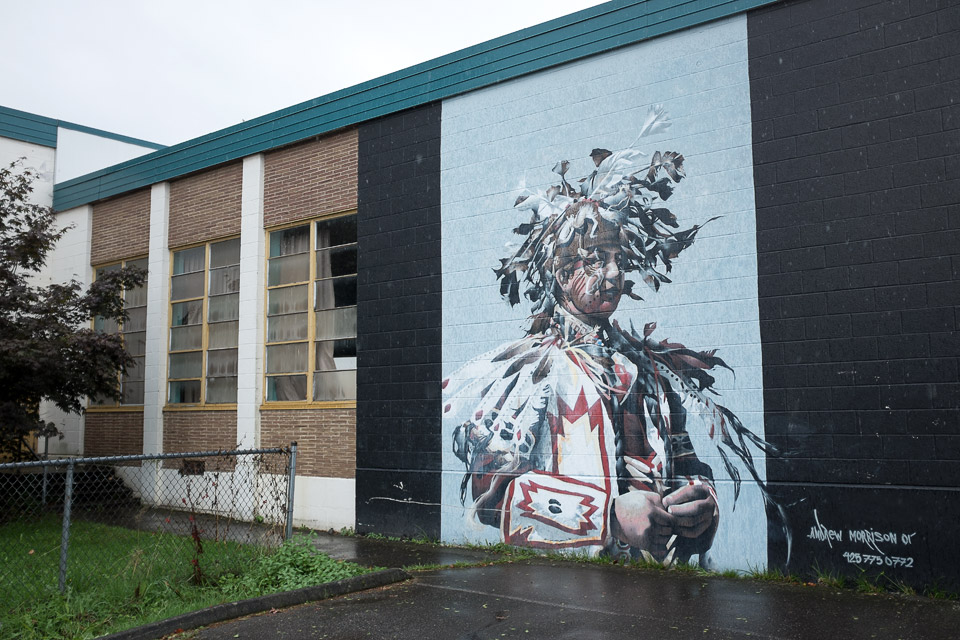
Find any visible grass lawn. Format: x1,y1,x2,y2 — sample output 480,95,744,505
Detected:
0,516,371,640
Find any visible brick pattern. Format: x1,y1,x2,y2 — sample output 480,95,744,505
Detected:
749,0,960,578
91,189,150,265
162,411,238,453
263,129,358,229
84,412,144,457
259,409,356,478
355,103,442,536
169,163,242,248
751,0,960,483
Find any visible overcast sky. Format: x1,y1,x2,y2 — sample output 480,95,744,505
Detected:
1,0,609,146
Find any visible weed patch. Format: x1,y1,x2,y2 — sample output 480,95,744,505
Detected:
0,521,369,640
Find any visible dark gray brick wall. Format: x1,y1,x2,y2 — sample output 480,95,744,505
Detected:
355,103,443,537
750,0,960,585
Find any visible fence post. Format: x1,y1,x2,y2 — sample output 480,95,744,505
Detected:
41,436,49,506
58,460,74,593
285,441,297,541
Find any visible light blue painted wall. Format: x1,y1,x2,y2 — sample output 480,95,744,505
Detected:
440,14,766,571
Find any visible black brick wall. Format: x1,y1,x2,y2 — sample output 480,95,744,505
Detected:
750,0,960,586
355,103,443,537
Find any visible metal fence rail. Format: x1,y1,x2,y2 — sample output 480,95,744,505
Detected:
0,443,297,611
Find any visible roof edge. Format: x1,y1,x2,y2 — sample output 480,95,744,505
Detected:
53,0,779,212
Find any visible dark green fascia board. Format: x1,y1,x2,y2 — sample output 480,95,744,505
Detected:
57,121,166,150
54,0,779,211
1,105,166,152
0,105,59,147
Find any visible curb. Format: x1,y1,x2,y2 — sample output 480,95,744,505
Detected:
98,568,411,640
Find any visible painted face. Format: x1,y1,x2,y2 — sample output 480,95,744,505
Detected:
557,241,625,323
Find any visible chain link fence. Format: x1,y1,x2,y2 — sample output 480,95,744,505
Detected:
0,444,297,615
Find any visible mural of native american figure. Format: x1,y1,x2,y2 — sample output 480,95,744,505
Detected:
442,108,784,566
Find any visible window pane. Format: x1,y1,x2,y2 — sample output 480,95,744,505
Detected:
124,331,146,357
313,371,356,401
315,306,356,341
269,225,309,258
267,313,308,342
208,293,239,322
210,238,240,268
316,217,356,249
90,393,116,407
206,376,238,404
124,258,149,307
266,343,307,374
171,272,204,300
170,325,202,351
207,348,238,377
172,300,203,326
169,380,202,404
121,381,144,405
266,375,307,401
122,355,144,405
169,351,203,379
315,276,357,310
315,245,357,279
125,284,148,309
124,307,147,333
208,321,239,349
267,285,308,315
96,264,120,278
124,356,145,382
173,246,205,275
315,339,357,371
209,265,240,295
95,316,119,334
268,253,309,286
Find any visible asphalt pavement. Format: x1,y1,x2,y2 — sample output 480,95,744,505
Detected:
180,533,960,640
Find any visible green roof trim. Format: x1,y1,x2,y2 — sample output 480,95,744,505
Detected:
53,0,779,212
57,121,166,150
1,104,166,154
0,105,59,148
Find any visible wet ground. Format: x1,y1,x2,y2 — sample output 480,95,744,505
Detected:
183,533,960,640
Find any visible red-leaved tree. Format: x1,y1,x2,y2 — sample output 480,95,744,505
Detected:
0,161,144,459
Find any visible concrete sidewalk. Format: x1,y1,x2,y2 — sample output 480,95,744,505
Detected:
181,532,960,639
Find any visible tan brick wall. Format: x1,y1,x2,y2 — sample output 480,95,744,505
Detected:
84,412,144,457
162,411,238,453
259,409,355,478
169,162,242,248
91,189,151,265
263,129,358,228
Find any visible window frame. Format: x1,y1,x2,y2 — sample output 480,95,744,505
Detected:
262,211,357,410
87,255,148,412
165,236,241,410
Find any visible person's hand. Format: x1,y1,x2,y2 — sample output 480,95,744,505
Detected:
662,483,718,539
612,490,675,554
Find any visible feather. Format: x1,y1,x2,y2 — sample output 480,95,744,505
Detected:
638,104,671,138
531,351,553,384
590,148,612,167
503,351,541,379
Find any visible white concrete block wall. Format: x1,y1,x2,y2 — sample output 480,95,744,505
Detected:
292,476,356,531
53,127,157,184
0,136,55,206
439,14,766,569
143,183,171,456
37,205,94,456
238,154,266,449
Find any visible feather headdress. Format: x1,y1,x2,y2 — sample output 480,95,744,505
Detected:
495,106,716,312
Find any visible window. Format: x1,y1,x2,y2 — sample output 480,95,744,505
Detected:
91,257,147,407
265,214,357,402
168,238,240,405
